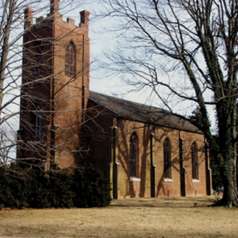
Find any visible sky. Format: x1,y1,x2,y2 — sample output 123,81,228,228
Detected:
1,0,217,140
61,1,191,104
62,0,217,132
0,0,218,162
63,1,153,103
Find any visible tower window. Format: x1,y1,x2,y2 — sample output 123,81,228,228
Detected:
35,112,43,141
191,142,199,179
163,137,172,179
129,132,138,177
65,42,76,77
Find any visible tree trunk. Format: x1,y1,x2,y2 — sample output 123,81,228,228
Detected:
0,0,16,109
222,144,238,207
218,101,238,207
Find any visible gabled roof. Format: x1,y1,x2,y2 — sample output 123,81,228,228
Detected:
89,91,201,133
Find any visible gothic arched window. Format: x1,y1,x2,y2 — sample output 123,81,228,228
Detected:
163,137,172,179
191,142,199,179
129,132,138,177
65,42,76,77
35,112,43,141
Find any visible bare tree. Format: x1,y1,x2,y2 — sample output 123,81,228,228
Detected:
100,0,238,207
0,0,38,166
0,0,87,168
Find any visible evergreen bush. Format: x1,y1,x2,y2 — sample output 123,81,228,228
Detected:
0,163,111,208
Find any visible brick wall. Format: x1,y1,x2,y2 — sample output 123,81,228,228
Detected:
18,4,90,169
18,2,211,199
114,119,210,198
52,11,90,168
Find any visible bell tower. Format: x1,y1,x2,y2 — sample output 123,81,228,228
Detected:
17,0,90,169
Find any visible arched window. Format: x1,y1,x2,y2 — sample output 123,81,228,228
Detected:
163,137,172,179
31,111,43,141
129,132,138,177
65,42,76,77
191,142,199,179
35,112,43,141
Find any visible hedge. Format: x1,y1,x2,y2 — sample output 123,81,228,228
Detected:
0,164,111,208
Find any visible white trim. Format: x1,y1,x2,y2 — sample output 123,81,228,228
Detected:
129,177,141,182
163,178,173,183
192,179,200,183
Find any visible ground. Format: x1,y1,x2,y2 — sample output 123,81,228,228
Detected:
0,197,237,238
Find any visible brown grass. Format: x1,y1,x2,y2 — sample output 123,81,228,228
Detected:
0,197,237,238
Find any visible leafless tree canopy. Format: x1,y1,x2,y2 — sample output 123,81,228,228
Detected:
0,0,83,167
101,0,238,206
0,0,237,206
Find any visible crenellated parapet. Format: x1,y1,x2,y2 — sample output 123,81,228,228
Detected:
24,0,90,32
24,7,33,30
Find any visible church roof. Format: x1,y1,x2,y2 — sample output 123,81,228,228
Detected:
89,91,202,133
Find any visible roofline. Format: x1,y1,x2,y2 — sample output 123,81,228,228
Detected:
89,91,203,134
114,116,203,135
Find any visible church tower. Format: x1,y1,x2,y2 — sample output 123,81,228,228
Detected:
17,0,90,169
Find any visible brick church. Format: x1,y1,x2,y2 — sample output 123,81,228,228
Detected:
17,0,212,198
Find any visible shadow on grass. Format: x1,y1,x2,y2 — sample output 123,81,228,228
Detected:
110,197,216,208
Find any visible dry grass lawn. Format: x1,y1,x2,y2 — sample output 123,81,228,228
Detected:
0,197,237,238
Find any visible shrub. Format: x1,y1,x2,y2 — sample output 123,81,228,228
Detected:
73,165,111,207
0,163,111,208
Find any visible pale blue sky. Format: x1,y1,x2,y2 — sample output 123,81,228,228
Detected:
60,1,216,132
2,0,216,137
